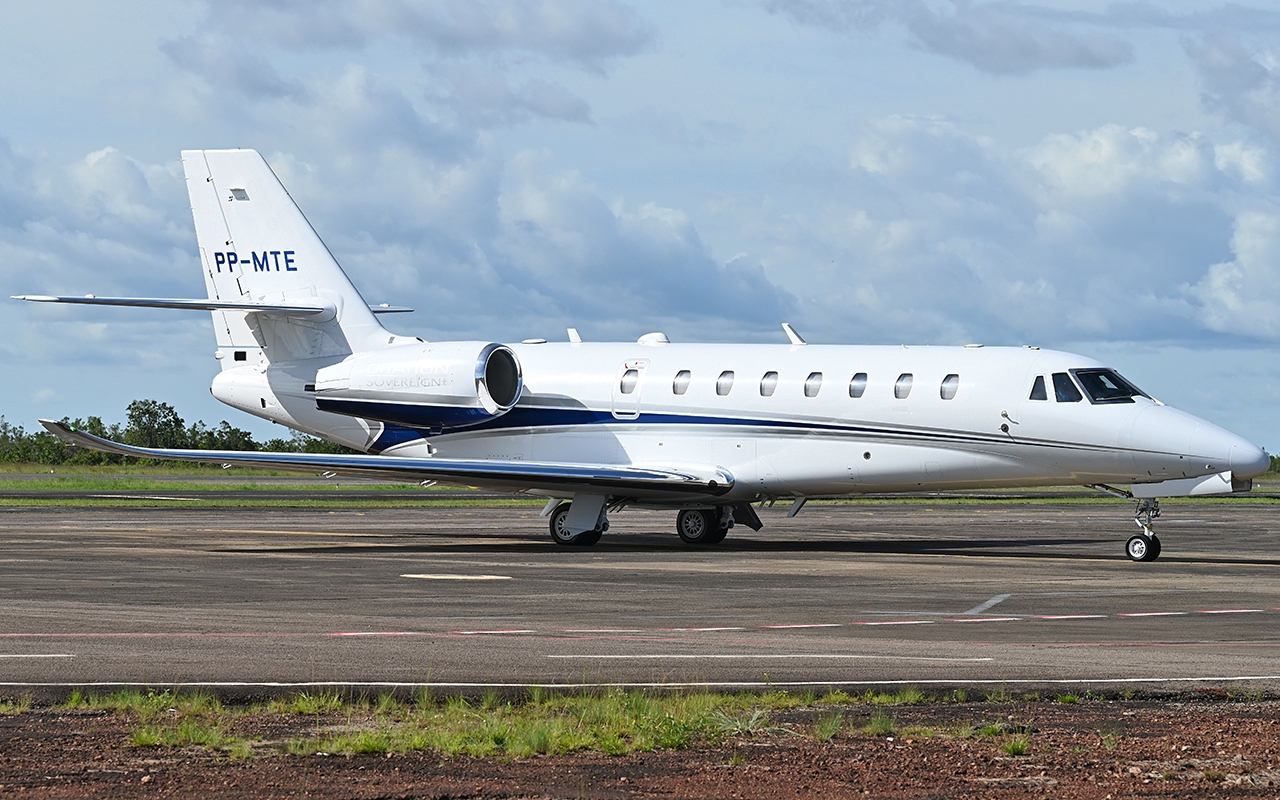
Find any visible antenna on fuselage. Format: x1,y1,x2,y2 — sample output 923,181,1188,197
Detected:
781,323,807,346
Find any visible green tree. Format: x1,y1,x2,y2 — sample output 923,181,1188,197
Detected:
124,400,188,449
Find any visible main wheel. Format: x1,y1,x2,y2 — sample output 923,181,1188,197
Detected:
676,509,718,544
1126,534,1158,562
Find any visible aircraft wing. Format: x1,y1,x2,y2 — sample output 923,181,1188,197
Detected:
39,420,733,499
12,296,412,315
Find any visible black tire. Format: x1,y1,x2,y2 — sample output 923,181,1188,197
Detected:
1126,534,1158,562
548,502,602,547
676,509,718,544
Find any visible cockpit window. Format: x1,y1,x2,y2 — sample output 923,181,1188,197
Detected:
1072,368,1146,404
1029,375,1047,401
1052,372,1082,403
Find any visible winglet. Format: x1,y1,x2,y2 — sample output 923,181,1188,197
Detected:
567,328,582,344
781,323,807,346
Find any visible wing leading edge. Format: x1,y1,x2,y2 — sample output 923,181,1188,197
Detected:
39,420,733,499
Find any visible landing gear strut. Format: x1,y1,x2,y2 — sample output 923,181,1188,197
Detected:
1126,498,1161,562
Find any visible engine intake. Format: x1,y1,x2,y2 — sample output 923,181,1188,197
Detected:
314,341,523,431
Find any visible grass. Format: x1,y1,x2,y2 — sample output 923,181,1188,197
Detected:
813,712,844,742
1056,693,1079,704
1001,734,1031,755
862,712,896,736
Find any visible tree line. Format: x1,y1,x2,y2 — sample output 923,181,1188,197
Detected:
0,400,352,464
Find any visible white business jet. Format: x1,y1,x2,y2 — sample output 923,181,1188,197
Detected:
15,150,1271,562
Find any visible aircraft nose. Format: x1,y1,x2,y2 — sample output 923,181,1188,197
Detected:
1231,442,1271,480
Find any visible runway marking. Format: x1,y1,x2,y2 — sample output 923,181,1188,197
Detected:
329,632,426,637
0,654,73,659
401,574,512,581
952,617,1020,623
849,620,935,626
759,623,842,629
1115,612,1188,617
660,627,745,632
560,629,642,633
1197,609,1264,614
1031,615,1106,620
963,594,1013,615
547,654,994,662
452,629,536,635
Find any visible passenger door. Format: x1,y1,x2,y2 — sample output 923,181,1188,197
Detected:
611,359,648,420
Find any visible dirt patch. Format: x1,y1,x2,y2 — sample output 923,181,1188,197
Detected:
3,698,1280,797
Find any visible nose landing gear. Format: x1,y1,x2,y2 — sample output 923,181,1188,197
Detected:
1126,499,1162,562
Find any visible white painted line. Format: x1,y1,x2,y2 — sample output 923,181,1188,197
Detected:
1031,615,1106,620
5,675,1280,689
329,632,423,637
952,617,1020,623
660,627,745,632
759,623,842,629
452,629,536,635
560,629,642,634
1197,609,1264,614
547,654,994,662
0,654,73,659
1116,612,1188,617
849,620,935,626
401,574,512,581
963,594,1012,615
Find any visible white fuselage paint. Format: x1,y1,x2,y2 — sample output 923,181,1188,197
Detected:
213,339,1269,503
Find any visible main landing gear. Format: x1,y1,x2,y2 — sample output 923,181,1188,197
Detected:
676,508,732,545
1125,498,1162,562
548,502,606,547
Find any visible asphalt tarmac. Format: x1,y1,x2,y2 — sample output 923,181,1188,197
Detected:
1,501,1278,697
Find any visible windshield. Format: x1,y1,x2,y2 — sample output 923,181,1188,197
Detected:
1071,369,1146,404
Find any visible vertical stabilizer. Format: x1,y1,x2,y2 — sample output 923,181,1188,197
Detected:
182,149,388,361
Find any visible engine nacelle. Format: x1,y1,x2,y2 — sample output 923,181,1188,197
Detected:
314,341,523,431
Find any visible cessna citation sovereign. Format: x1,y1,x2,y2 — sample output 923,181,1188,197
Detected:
15,149,1271,562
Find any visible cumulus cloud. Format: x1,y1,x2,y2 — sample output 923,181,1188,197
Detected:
1186,33,1280,147
764,0,1132,75
1188,210,1280,339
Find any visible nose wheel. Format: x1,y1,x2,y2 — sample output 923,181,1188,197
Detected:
1127,499,1162,562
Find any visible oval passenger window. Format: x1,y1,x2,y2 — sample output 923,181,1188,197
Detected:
804,372,823,398
760,371,778,397
940,374,959,400
716,370,735,396
619,369,639,395
895,373,913,399
673,370,691,395
849,373,867,398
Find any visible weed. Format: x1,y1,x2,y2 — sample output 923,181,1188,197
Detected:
1121,689,1136,700
1099,731,1118,750
131,728,163,747
813,712,844,742
1203,769,1226,782
527,686,546,705
729,750,746,766
985,686,1013,703
480,688,504,710
799,688,817,705
271,691,342,715
0,697,31,714
374,693,400,716
1001,735,1030,755
1056,694,1079,704
862,712,896,736
820,690,854,705
1020,693,1040,702
710,708,773,737
977,724,1004,737
949,689,968,703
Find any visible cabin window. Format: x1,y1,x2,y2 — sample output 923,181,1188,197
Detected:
848,372,867,398
619,369,639,395
1072,368,1145,404
940,374,959,400
760,371,778,397
804,372,823,397
716,370,735,396
894,373,913,399
672,370,691,395
1052,372,1083,403
1029,375,1047,401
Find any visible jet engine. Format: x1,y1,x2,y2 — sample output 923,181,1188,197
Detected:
314,341,523,431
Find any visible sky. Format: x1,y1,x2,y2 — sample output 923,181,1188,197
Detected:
4,0,1280,449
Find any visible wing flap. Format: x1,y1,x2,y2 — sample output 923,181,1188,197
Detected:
39,420,733,499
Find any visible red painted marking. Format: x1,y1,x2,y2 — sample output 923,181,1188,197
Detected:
952,617,1019,623
451,629,536,635
1031,615,1106,620
1115,612,1187,617
759,623,842,629
1197,609,1264,615
659,627,744,632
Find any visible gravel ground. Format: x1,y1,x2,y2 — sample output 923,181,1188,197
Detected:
3,695,1280,798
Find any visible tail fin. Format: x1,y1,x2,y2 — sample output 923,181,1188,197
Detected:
182,149,389,362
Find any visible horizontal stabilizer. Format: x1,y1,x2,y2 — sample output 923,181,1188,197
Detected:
39,420,733,500
14,295,411,316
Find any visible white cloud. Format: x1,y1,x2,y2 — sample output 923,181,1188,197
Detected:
1186,33,1280,147
1188,210,1280,339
